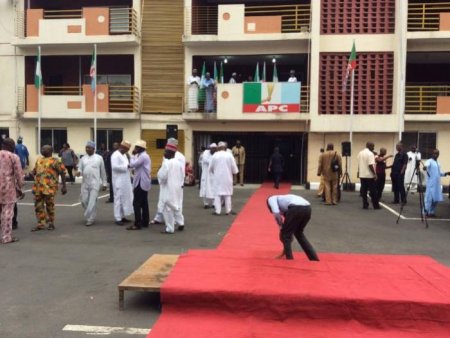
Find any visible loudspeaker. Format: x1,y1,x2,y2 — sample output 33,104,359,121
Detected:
342,141,351,157
166,124,178,140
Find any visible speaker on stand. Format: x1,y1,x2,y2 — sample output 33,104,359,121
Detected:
341,141,355,191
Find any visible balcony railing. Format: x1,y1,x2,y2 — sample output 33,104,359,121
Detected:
245,4,311,33
408,2,450,31
109,86,140,113
405,84,450,114
186,4,310,36
110,8,138,35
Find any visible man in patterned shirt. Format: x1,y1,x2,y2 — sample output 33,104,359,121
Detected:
31,145,67,231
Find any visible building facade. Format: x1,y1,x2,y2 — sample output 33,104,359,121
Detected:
1,0,450,186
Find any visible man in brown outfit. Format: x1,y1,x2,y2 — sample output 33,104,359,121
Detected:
231,140,246,186
317,143,342,205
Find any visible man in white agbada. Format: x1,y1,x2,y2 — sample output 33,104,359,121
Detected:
78,141,107,226
199,143,217,208
158,144,185,234
187,68,201,112
209,142,239,215
404,144,422,193
111,140,134,225
151,138,185,226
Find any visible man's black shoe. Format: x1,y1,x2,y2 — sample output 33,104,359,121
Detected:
177,225,184,231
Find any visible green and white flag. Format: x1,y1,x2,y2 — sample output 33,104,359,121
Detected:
34,46,42,88
198,61,206,102
254,62,260,82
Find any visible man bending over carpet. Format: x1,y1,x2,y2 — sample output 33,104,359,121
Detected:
267,194,319,261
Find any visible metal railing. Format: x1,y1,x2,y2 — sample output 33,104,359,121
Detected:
15,10,25,38
300,85,309,113
186,6,218,35
109,86,140,113
17,86,25,114
405,84,450,114
245,4,311,33
44,86,82,95
43,9,83,19
408,2,450,31
110,8,138,35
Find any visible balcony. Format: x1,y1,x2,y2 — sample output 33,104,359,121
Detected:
184,3,310,43
183,83,309,121
407,1,450,40
23,85,139,119
14,6,139,47
405,84,450,121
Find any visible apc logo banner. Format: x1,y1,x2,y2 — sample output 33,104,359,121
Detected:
243,82,301,113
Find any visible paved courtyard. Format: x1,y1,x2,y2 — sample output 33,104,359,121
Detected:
1,183,449,337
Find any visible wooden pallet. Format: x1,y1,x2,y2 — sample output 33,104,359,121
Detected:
118,254,179,310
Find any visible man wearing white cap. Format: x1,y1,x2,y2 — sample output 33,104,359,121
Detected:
158,143,185,233
167,138,185,225
111,140,134,225
128,140,151,230
199,143,217,208
209,141,239,215
78,141,107,226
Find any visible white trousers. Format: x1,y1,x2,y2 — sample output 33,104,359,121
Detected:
214,195,232,214
162,201,184,233
153,198,165,223
81,186,99,222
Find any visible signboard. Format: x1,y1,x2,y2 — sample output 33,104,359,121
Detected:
243,82,301,113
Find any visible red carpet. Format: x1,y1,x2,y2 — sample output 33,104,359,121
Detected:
148,183,450,338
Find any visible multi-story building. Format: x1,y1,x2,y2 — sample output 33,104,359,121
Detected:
1,0,450,187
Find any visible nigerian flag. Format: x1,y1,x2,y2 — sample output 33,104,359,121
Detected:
34,47,42,88
197,61,206,104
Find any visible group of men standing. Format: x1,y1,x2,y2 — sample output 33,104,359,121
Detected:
199,142,239,215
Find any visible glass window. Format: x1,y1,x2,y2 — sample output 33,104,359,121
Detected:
39,128,67,154
93,129,123,151
402,132,436,159
0,128,9,140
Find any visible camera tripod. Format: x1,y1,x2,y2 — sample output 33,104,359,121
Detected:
396,160,428,228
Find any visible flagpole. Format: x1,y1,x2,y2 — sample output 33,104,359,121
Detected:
37,46,41,153
94,44,97,151
349,65,355,179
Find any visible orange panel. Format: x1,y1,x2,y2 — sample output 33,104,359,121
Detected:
244,16,282,34
67,25,82,33
83,7,110,36
26,85,42,112
83,84,109,112
439,13,450,31
67,101,82,109
26,9,43,37
436,96,450,114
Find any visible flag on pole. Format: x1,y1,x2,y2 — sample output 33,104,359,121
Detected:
34,47,42,88
198,61,206,102
273,62,278,83
219,61,224,84
254,62,260,82
213,61,218,83
90,47,97,92
262,62,266,82
343,41,357,91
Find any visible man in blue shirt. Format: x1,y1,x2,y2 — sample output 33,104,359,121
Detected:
14,137,29,170
267,194,319,261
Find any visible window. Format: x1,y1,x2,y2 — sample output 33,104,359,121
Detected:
93,129,123,151
39,128,67,154
0,128,9,139
402,132,437,159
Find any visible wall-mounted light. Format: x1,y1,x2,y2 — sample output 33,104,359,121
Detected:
272,57,276,63
224,57,228,64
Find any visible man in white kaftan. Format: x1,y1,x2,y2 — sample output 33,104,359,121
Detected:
158,145,185,233
79,141,107,226
209,142,239,215
187,69,201,112
199,143,217,208
111,141,134,225
404,145,421,193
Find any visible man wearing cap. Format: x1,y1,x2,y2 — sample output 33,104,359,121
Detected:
158,143,184,233
128,140,151,230
111,141,134,225
199,143,217,208
267,194,319,261
13,137,29,229
168,138,185,224
209,142,239,215
78,141,107,226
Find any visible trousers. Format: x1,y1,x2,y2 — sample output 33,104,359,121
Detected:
133,186,149,228
80,185,100,222
34,194,55,226
391,173,406,203
281,205,319,261
0,203,14,243
323,178,338,204
214,195,231,214
360,178,380,209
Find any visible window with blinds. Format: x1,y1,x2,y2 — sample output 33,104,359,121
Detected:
321,0,395,34
319,53,394,115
